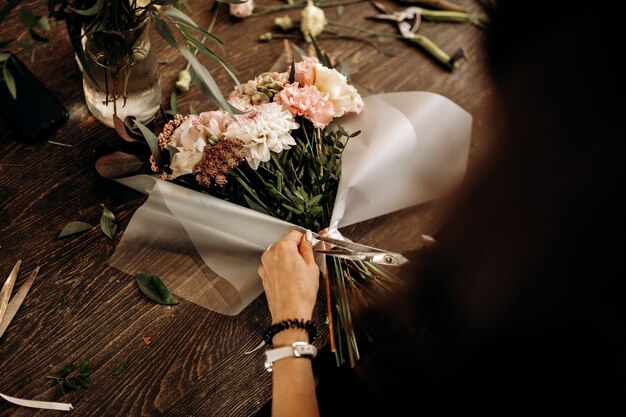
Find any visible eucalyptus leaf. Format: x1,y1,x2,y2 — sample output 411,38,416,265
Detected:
0,0,21,23
134,273,180,305
100,204,117,240
182,49,241,115
181,33,239,86
18,6,37,28
95,151,145,179
134,120,162,168
58,221,93,239
2,63,16,99
161,7,223,45
216,0,247,4
152,16,178,48
68,0,104,16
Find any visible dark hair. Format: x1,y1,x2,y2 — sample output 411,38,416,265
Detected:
317,1,625,414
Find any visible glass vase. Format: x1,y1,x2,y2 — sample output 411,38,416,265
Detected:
82,18,162,128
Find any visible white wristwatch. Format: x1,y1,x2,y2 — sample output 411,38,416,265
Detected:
264,341,317,372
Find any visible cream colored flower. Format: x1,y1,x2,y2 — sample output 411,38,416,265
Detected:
301,0,326,43
175,68,192,92
275,15,294,31
230,0,255,18
313,64,363,117
168,116,206,177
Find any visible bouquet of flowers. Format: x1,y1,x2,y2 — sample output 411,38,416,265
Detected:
97,48,473,367
141,53,401,366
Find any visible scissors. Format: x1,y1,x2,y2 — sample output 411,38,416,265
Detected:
306,230,409,266
368,3,467,71
0,260,40,340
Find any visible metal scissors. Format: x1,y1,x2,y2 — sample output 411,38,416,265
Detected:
368,3,467,71
307,230,409,266
0,260,40,340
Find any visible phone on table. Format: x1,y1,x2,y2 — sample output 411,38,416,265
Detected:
0,52,69,141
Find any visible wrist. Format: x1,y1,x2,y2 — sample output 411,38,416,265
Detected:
272,328,309,347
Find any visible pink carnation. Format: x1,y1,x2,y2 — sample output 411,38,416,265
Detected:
274,82,335,128
293,59,317,86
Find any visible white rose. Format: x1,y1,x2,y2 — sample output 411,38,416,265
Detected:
230,0,254,18
168,116,206,177
301,0,326,43
313,64,362,117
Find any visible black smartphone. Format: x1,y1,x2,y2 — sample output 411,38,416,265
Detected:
0,52,69,141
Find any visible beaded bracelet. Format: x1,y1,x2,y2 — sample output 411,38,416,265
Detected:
263,319,318,348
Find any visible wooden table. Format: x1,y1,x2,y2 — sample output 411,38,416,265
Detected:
0,1,491,415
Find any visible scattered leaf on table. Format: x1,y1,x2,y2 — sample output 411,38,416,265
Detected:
60,294,67,308
95,151,145,179
100,204,117,240
143,336,152,346
57,221,93,239
48,360,92,394
135,273,180,305
113,361,127,375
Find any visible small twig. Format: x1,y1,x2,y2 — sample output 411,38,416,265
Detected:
397,0,468,13
48,140,73,148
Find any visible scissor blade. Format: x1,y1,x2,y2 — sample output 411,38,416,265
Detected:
0,265,39,340
0,260,21,326
315,250,409,266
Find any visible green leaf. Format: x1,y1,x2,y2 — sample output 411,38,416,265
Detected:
95,151,146,179
69,0,104,16
134,120,162,168
181,33,239,86
60,294,67,308
113,361,128,375
169,90,177,114
161,7,223,45
152,16,178,49
79,360,90,374
134,273,180,305
100,204,117,240
288,59,295,83
2,63,16,99
216,0,247,4
18,6,37,28
182,49,241,115
0,0,21,23
58,221,93,239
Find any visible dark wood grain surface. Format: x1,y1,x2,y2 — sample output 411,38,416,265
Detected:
0,1,492,415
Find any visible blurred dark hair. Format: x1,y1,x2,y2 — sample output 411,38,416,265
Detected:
317,1,626,414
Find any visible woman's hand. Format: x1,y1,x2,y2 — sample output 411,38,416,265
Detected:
258,230,320,323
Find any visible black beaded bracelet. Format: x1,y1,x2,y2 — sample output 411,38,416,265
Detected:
263,319,318,348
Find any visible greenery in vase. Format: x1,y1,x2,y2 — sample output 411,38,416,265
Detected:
0,0,242,112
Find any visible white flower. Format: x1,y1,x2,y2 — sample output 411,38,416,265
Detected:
224,103,299,170
301,0,326,43
230,0,254,18
168,116,206,177
313,64,363,117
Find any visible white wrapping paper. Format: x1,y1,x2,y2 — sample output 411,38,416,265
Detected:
110,92,472,315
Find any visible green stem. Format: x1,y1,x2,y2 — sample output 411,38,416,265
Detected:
419,8,472,23
406,34,460,71
252,0,366,17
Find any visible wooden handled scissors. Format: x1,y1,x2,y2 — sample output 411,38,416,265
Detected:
0,260,40,340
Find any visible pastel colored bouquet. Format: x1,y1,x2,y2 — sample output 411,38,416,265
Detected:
142,57,401,366
97,51,473,367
